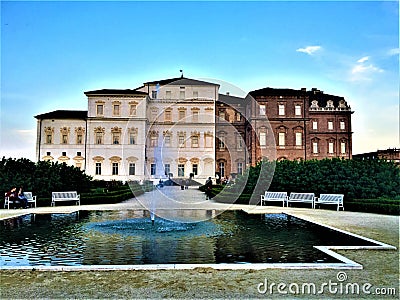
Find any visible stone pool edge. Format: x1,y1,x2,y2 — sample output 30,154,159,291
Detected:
0,209,396,271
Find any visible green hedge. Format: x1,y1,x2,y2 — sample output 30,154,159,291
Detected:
345,199,400,215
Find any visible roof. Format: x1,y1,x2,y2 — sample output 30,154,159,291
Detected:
144,77,219,86
35,110,87,120
218,93,246,104
250,87,347,107
250,87,305,97
307,91,346,107
84,89,148,96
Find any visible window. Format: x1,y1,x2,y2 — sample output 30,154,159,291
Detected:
236,112,241,122
129,163,136,175
179,110,186,120
219,110,225,120
129,132,136,145
46,152,51,156
259,132,266,147
166,91,171,99
164,164,171,176
218,133,225,149
178,133,185,147
328,142,334,154
62,134,68,144
340,121,345,130
313,142,318,154
205,134,213,148
46,134,52,144
341,142,346,154
192,164,198,175
164,135,171,147
295,105,301,116
77,134,83,144
191,135,199,148
96,104,104,116
62,152,67,156
312,121,318,130
219,162,225,178
179,91,185,100
113,104,120,116
77,152,81,156
193,91,198,98
95,132,102,144
150,164,156,176
260,105,266,116
112,133,120,144
95,163,102,175
237,162,243,175
192,111,199,122
237,134,243,150
278,104,285,116
112,163,119,175
295,132,302,146
150,135,158,147
130,104,137,116
178,164,185,177
151,90,157,99
278,132,285,146
328,121,334,130
164,110,172,122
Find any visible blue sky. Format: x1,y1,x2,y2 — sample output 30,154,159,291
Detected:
1,0,399,160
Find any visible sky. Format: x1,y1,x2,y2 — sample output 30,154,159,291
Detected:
1,0,399,160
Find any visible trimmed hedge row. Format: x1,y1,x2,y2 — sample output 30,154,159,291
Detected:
345,199,400,215
211,189,400,215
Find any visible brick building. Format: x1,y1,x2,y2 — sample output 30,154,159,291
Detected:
215,87,353,179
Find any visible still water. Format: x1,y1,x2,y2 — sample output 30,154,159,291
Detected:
0,210,376,266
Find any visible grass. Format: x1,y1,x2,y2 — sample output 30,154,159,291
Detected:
0,209,398,299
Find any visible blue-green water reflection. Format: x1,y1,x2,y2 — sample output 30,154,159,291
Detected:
0,210,376,266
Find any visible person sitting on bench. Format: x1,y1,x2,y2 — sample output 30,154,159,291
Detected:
5,187,19,209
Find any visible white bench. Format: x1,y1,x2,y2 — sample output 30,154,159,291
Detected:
260,191,287,207
316,194,344,211
52,191,80,206
4,192,37,209
287,192,315,208
23,192,37,208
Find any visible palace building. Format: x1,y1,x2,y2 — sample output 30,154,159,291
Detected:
35,76,353,182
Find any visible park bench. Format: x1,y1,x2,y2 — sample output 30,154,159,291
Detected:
315,194,344,211
4,192,37,209
51,191,80,206
260,191,288,207
287,192,315,208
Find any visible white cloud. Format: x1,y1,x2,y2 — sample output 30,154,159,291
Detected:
351,64,383,75
349,56,383,81
357,56,369,63
296,45,322,55
387,48,400,56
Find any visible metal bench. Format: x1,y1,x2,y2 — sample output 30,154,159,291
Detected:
287,192,315,208
51,191,80,206
316,194,344,211
23,192,37,208
4,192,37,209
260,191,287,207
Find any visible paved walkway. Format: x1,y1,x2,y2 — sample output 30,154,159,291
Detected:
0,186,247,220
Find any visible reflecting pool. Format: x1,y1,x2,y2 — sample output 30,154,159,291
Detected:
0,210,377,266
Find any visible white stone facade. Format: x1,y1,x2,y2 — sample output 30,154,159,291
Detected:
35,77,218,184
